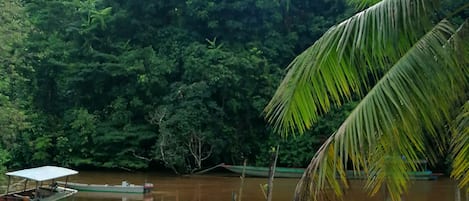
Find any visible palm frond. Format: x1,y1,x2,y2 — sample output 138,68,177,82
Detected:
293,19,467,201
450,20,469,193
451,102,469,192
264,0,439,135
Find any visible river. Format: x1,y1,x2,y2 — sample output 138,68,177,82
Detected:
69,171,465,201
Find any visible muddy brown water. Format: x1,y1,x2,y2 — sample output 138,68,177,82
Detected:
67,171,464,201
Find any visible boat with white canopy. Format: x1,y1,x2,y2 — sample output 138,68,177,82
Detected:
0,166,78,201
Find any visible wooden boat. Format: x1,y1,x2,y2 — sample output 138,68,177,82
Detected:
0,166,78,201
58,181,154,194
221,164,304,178
222,164,438,180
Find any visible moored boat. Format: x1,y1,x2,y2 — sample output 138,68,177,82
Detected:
58,181,154,194
0,166,78,201
222,164,438,180
221,164,304,178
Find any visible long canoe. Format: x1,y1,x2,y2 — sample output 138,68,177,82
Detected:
221,164,304,178
57,181,154,194
222,164,438,180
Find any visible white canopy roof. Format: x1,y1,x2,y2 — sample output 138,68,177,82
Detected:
6,166,78,181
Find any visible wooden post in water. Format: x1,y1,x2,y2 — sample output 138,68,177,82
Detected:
466,189,468,201
456,187,461,201
259,184,267,199
238,159,247,201
266,145,279,201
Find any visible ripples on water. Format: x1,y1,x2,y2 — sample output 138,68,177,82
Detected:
69,171,464,201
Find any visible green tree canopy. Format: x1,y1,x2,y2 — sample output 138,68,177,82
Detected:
0,0,34,170
1,0,362,174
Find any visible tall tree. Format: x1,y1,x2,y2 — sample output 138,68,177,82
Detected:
0,0,34,170
264,0,468,200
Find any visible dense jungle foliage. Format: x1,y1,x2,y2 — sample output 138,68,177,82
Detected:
0,0,464,174
0,0,354,173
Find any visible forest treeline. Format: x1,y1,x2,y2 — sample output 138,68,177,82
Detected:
0,0,354,173
2,0,463,174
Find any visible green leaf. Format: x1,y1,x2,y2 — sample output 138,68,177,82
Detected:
265,0,439,136
451,101,469,192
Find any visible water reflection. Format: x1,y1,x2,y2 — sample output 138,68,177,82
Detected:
76,192,155,201
69,171,463,201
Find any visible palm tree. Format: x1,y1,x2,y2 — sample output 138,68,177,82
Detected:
264,0,468,200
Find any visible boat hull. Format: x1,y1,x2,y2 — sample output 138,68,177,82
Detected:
222,165,304,178
58,182,152,194
222,165,438,180
0,187,77,201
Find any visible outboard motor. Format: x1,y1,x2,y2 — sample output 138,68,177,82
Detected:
143,183,154,193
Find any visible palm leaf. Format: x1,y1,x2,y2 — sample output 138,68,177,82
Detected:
293,19,467,201
264,0,439,136
444,19,468,194
264,0,469,199
451,101,469,192
297,21,467,200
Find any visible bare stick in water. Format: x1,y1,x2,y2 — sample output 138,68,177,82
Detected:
238,159,247,201
267,145,279,201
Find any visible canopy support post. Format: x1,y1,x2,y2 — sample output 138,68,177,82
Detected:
24,179,28,191
6,176,11,194
35,181,39,198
